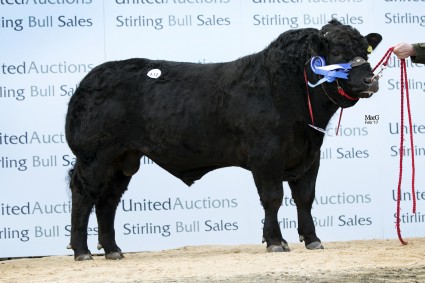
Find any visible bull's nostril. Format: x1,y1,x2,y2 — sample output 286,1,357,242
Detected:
364,77,373,84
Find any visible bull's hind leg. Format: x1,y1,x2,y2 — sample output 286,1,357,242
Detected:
288,157,323,250
95,171,131,260
253,170,289,252
96,150,141,260
69,165,96,261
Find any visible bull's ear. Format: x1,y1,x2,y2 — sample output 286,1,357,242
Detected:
308,33,326,56
365,33,382,53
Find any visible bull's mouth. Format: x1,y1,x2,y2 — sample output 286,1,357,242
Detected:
359,91,374,98
359,77,379,98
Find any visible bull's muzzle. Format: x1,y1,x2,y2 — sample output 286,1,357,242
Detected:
359,76,379,98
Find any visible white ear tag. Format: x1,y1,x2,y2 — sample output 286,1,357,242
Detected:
147,69,161,79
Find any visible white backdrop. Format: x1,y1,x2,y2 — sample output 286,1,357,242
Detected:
1,0,424,258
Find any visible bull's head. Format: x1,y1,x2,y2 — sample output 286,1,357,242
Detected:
308,19,382,108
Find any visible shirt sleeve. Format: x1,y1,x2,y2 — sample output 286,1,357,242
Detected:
410,43,425,64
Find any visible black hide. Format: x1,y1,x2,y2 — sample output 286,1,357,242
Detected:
65,20,382,260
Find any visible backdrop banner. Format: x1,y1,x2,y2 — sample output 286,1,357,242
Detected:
1,0,424,258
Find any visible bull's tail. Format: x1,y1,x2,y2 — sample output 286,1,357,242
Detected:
66,160,85,195
67,167,75,185
66,159,98,203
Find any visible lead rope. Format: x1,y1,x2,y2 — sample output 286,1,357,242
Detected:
336,108,343,136
397,57,416,245
374,47,416,245
304,68,315,126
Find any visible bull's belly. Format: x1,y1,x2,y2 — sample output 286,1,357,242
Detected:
136,133,246,185
144,149,239,186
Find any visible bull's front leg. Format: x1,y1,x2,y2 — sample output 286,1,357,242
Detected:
288,156,323,250
253,170,289,252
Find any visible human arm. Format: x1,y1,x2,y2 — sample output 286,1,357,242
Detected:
410,43,425,64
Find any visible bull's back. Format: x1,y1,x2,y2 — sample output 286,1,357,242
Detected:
65,58,234,159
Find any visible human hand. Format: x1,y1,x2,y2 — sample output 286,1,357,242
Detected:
393,43,415,59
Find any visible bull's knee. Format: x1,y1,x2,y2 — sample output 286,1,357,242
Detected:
119,150,141,176
260,189,283,211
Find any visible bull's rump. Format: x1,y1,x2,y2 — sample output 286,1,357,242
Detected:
65,58,268,181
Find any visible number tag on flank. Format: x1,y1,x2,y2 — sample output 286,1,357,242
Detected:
147,69,161,79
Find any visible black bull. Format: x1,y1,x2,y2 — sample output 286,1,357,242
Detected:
65,20,382,260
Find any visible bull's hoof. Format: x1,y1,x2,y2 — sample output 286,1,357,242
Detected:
299,235,324,250
75,254,93,261
105,251,124,260
267,242,290,252
306,241,324,250
97,243,124,260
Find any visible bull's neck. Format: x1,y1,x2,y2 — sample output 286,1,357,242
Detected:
310,92,341,133
262,30,341,132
